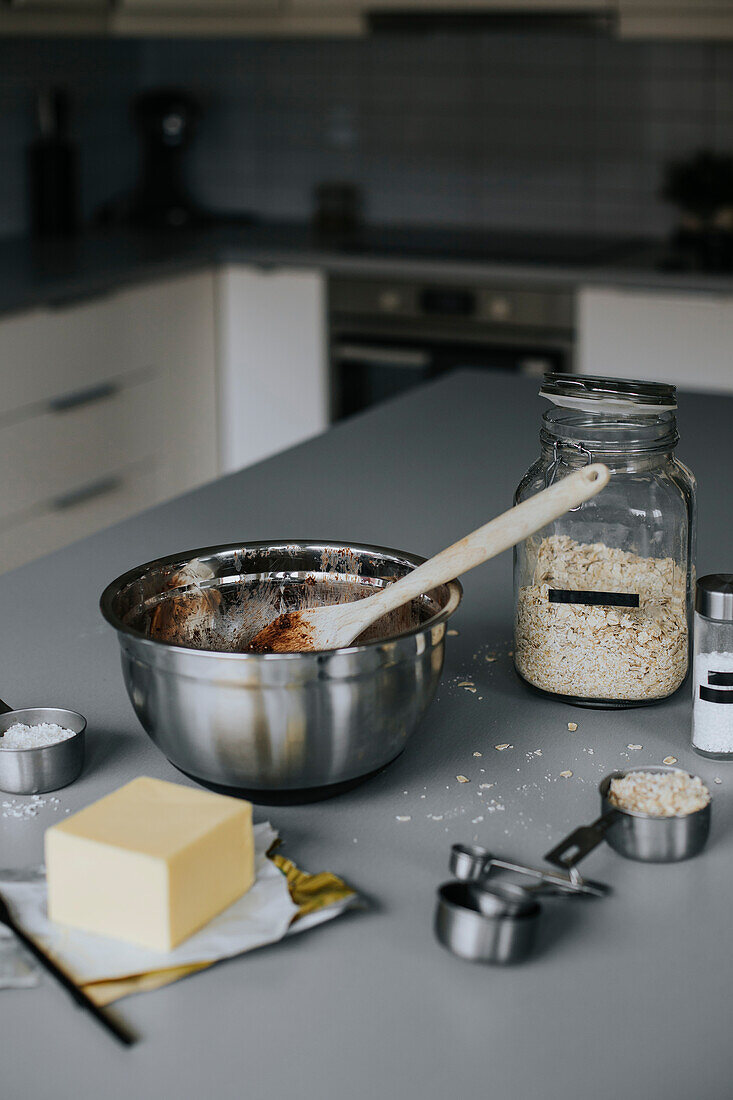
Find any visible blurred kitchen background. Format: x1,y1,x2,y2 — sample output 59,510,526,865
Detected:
0,4,731,572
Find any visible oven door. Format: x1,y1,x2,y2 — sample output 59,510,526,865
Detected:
330,335,570,421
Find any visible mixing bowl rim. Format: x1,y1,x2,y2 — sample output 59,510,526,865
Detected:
99,538,463,659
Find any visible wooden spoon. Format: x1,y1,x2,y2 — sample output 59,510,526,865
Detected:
248,463,610,654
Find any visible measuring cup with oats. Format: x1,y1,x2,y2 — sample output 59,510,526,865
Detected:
513,374,696,708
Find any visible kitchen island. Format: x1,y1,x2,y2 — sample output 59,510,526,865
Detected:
3,371,733,1100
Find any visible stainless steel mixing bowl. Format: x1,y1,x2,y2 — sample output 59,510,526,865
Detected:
100,541,462,803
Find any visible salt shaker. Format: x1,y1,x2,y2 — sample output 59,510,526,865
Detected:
692,575,733,759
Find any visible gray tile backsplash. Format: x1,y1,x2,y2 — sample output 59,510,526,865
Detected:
0,30,731,240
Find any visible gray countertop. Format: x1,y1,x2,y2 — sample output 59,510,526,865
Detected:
3,371,733,1100
0,222,731,320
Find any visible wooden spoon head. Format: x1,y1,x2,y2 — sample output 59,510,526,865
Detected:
247,610,320,653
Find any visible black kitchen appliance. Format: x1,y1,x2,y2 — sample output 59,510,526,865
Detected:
27,88,79,237
128,88,204,229
328,273,575,421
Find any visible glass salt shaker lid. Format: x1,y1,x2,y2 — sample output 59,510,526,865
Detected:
540,373,678,414
696,575,733,621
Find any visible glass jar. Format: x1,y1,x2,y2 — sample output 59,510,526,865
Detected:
692,575,733,759
513,373,696,708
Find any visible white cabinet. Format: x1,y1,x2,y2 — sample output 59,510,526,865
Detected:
577,285,733,393
0,271,218,572
618,0,733,38
216,266,328,475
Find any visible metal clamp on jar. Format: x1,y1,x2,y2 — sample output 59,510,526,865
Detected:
513,373,696,708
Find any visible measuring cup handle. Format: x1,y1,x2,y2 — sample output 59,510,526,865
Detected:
543,810,620,870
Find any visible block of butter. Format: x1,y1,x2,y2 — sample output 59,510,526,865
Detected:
45,776,255,952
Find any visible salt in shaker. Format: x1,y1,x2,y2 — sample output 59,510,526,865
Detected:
692,575,733,759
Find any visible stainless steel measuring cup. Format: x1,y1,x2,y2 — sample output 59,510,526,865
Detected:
545,765,712,869
449,841,609,898
435,841,609,965
0,698,86,795
435,879,541,965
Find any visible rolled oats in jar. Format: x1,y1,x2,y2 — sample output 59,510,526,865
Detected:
513,374,696,708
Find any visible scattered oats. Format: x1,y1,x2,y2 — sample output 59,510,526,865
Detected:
457,681,474,688
456,775,470,784
495,743,512,751
447,629,459,636
627,744,643,751
431,815,444,821
559,770,573,778
609,770,709,816
515,536,688,702
663,756,678,765
534,750,543,756
567,722,578,732
473,751,482,758
585,748,595,755
714,777,723,784
472,816,484,824
479,782,494,790
485,656,497,663
395,815,411,822
420,793,426,798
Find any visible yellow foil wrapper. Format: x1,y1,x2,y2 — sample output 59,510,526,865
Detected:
82,855,356,1006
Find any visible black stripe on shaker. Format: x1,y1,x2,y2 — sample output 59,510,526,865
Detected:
548,589,640,608
700,685,733,703
708,671,733,687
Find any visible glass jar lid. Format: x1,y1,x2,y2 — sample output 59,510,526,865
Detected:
540,373,677,414
696,575,733,620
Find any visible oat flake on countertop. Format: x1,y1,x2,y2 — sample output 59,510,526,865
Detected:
567,722,578,732
715,777,723,784
456,775,470,783
663,756,678,765
559,770,574,778
395,815,411,822
473,751,482,757
495,743,512,751
628,744,643,751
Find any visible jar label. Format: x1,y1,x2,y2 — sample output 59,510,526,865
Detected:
548,589,640,608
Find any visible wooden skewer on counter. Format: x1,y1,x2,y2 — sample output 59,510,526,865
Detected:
248,463,611,654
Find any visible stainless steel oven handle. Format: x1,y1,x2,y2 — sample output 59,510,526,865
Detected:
333,343,432,369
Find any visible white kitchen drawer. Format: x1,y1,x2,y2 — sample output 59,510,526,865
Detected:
0,371,164,522
0,271,214,420
0,462,163,574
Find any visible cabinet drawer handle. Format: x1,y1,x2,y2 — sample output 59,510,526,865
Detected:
49,382,119,414
51,475,123,512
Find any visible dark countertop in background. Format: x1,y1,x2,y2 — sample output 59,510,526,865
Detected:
1,220,732,318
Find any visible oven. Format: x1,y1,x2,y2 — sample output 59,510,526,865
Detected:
328,275,575,420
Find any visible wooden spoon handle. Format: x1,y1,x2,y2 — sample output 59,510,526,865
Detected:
357,463,610,623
